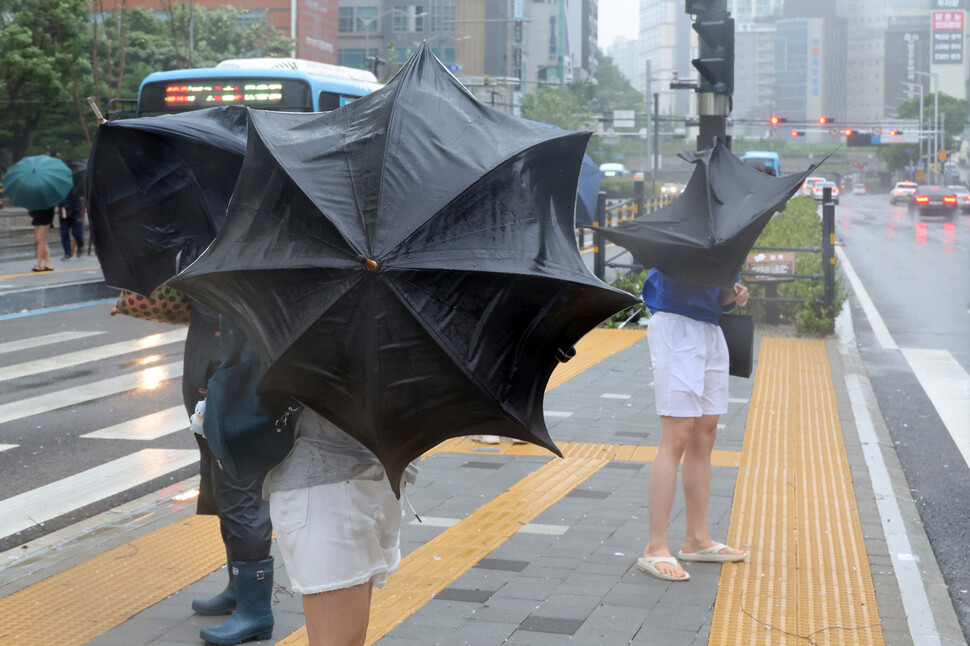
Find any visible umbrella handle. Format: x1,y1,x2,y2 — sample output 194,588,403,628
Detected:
87,97,106,124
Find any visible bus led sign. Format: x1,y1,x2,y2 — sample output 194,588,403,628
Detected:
162,81,284,106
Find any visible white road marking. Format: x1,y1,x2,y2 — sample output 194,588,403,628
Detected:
0,331,104,355
600,393,631,400
0,444,18,453
0,362,183,426
406,516,568,536
728,397,749,404
0,329,187,382
836,247,898,350
544,410,573,418
901,348,970,470
0,448,199,539
839,311,943,645
80,406,189,441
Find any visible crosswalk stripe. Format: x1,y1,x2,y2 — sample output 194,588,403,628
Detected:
0,444,17,453
80,406,189,441
0,448,199,539
0,362,184,426
0,329,187,383
0,331,104,355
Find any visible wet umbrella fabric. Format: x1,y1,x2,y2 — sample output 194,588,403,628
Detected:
2,155,73,211
85,106,248,296
171,44,638,494
593,141,821,287
575,154,601,227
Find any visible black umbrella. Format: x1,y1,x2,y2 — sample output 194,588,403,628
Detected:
593,141,823,287
171,44,639,494
85,106,248,296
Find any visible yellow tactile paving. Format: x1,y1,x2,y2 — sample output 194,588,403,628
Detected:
277,455,614,646
710,338,884,645
0,514,224,646
546,327,646,389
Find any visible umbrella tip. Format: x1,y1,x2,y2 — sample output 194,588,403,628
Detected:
363,258,378,272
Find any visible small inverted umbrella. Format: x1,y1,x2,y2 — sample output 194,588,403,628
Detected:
85,105,248,296
593,141,822,287
171,44,639,494
2,155,73,211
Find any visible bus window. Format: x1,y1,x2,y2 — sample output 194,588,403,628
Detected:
739,151,781,176
318,91,365,111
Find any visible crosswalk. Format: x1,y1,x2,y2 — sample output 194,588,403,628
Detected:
0,322,194,545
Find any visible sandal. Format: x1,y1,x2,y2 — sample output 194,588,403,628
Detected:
43,266,55,271
32,266,43,272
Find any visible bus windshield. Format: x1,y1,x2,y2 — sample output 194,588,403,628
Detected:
739,151,781,176
136,59,382,117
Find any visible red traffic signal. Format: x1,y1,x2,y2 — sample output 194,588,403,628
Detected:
818,116,830,125
770,116,787,125
889,129,903,136
844,128,853,136
790,129,804,137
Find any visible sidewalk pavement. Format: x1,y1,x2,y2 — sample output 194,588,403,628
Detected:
0,250,966,646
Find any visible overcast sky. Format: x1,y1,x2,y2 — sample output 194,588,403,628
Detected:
598,0,639,50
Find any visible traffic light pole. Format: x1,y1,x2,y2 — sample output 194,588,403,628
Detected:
688,0,733,151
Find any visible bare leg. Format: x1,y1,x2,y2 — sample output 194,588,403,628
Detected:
34,225,52,269
642,416,693,579
680,414,746,558
302,581,373,646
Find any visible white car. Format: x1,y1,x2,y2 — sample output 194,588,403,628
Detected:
852,184,866,195
800,176,827,197
889,181,917,205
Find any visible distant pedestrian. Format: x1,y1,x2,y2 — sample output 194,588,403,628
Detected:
636,269,748,582
57,188,85,260
28,207,55,272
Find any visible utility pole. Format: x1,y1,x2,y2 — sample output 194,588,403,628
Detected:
653,93,660,185
686,0,734,151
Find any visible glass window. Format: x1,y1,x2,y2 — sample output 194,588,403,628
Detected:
338,7,354,33
393,5,424,32
356,7,379,33
430,4,454,32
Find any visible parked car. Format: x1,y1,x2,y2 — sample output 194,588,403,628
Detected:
947,185,970,213
800,176,827,196
889,181,918,205
599,163,630,178
911,185,959,217
811,181,840,204
852,184,867,195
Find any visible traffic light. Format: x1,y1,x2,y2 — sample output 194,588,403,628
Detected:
843,128,853,136
818,116,832,125
685,0,716,15
691,16,735,94
791,129,805,137
770,116,788,125
889,129,903,136
846,130,872,147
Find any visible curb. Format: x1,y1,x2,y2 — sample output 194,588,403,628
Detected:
1,280,118,316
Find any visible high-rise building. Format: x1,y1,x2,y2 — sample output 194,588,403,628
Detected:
774,16,847,126
101,0,339,62
728,0,783,22
638,0,695,117
733,22,776,128
608,36,641,89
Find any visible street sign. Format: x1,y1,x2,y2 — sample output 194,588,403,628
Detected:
744,252,796,282
939,149,948,161
613,110,636,129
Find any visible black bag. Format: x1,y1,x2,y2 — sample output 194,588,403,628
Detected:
719,312,754,378
203,317,296,479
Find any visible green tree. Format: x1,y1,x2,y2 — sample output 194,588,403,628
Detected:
519,85,592,131
0,0,89,163
591,53,643,116
894,92,969,151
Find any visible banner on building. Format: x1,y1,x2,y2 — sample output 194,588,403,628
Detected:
932,11,965,64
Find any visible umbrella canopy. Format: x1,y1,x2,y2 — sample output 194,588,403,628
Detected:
575,154,602,227
85,106,248,296
171,44,639,494
593,141,822,287
2,155,73,211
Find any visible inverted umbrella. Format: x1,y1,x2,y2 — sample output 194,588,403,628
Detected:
85,105,248,296
171,44,639,494
2,155,73,211
592,141,822,287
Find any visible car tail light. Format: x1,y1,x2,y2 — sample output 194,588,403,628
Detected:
915,196,930,204
943,196,957,205
833,188,840,194
962,195,970,202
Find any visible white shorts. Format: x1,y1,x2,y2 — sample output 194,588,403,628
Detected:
648,311,729,418
269,478,403,595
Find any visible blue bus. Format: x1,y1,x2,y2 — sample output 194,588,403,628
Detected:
136,58,383,117
739,151,781,176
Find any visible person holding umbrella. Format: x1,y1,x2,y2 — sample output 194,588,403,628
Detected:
28,206,56,271
635,271,749,582
2,155,75,272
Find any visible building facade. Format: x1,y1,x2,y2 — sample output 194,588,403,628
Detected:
637,0,695,117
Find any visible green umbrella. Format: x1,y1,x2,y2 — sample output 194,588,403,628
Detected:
2,155,73,211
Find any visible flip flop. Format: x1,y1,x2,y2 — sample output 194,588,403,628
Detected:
636,556,690,581
43,266,55,271
31,266,43,272
677,542,748,563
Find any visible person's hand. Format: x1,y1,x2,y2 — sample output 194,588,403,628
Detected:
733,283,749,308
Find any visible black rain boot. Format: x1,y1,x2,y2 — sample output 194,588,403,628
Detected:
192,560,236,616
199,557,274,645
